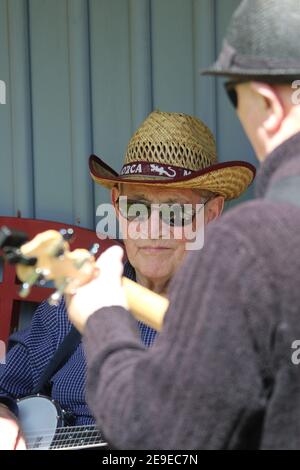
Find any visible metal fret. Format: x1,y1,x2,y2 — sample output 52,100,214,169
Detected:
26,425,107,450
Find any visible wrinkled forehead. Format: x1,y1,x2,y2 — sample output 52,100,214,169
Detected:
117,183,204,203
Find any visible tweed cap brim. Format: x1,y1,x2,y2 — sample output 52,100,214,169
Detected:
202,42,300,80
89,154,256,201
203,0,300,80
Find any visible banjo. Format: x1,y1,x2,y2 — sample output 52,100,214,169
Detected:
17,395,108,450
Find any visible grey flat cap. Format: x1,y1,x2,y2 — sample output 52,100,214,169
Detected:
203,0,300,80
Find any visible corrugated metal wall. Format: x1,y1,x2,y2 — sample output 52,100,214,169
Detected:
0,0,256,231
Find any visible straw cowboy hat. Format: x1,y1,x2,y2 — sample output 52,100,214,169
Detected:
89,110,256,200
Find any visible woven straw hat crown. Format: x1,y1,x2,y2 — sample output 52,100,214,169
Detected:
124,110,217,171
89,110,256,200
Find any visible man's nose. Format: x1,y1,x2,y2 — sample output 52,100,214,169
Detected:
136,207,160,240
147,208,170,239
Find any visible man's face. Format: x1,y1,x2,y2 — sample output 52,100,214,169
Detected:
112,184,223,284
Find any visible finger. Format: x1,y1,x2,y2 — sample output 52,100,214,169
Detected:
96,245,124,267
96,245,124,278
15,433,27,450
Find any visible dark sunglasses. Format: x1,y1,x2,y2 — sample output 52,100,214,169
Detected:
224,81,240,108
224,80,250,108
116,197,213,227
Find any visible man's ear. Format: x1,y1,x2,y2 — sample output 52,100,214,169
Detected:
205,196,224,224
111,186,120,217
250,82,284,134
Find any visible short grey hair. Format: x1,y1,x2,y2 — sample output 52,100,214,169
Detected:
194,189,218,203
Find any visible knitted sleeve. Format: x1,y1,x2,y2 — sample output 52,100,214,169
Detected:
83,221,273,450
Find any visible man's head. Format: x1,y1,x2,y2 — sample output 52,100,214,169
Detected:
90,110,255,289
228,81,300,162
111,183,223,287
203,0,300,161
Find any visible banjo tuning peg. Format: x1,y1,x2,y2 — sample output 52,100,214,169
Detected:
60,228,74,242
19,282,31,298
18,269,44,298
0,226,28,249
48,281,68,306
36,271,47,286
89,243,100,256
3,247,37,266
48,290,63,306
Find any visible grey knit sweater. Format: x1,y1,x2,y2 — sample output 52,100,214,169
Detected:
84,132,300,450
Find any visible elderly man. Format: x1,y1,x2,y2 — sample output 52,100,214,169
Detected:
89,111,254,329
67,0,300,450
0,110,254,449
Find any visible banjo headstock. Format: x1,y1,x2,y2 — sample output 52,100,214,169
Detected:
0,226,100,305
0,226,168,331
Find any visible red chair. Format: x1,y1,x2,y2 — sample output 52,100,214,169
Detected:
0,217,120,344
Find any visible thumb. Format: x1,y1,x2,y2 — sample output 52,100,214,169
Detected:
96,245,124,280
